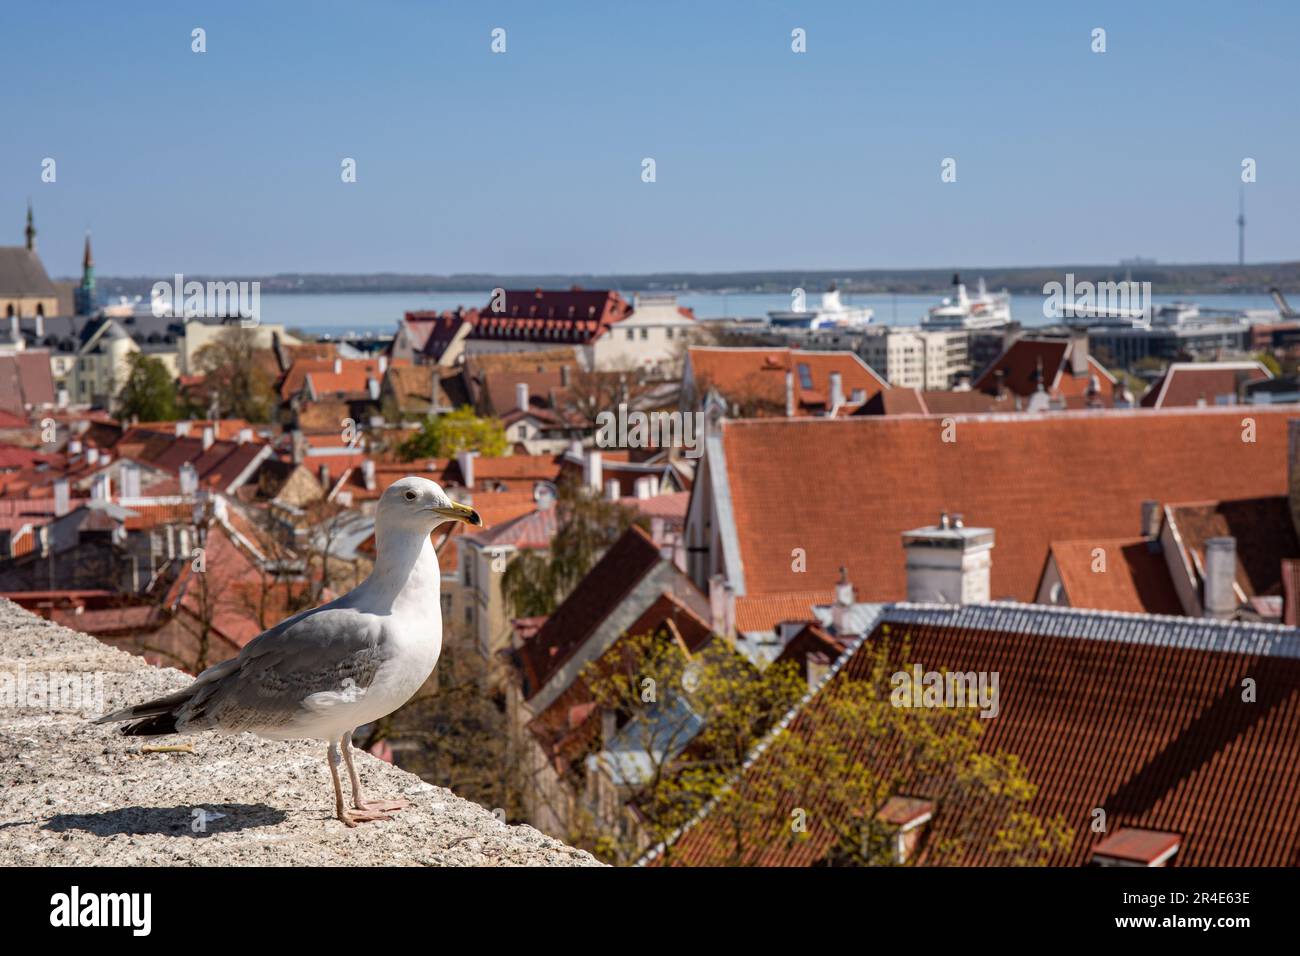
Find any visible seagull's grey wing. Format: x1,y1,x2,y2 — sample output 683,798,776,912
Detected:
177,604,390,733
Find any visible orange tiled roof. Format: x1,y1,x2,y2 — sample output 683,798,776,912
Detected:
658,604,1300,867
715,408,1298,607
1141,362,1273,409
1043,538,1183,615
688,347,886,416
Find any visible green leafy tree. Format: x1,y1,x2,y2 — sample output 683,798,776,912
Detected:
711,633,1073,867
569,630,807,865
500,477,641,617
397,406,508,461
116,352,179,421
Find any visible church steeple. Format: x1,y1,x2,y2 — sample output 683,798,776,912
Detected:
75,230,97,316
83,232,94,270
25,200,35,251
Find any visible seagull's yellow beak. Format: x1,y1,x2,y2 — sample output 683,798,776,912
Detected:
432,502,483,527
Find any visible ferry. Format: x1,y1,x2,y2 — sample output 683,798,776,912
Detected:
767,286,874,330
923,274,1011,330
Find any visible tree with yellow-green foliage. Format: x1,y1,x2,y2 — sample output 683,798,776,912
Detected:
397,406,508,461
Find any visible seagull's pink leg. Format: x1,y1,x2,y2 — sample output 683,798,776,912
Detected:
341,729,409,815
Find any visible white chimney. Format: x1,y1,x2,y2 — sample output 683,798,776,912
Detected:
202,426,214,450
121,462,141,499
1203,537,1238,618
785,370,795,417
175,421,192,437
91,472,111,501
1070,333,1090,377
238,427,253,444
604,478,621,501
53,478,70,517
56,387,68,409
633,475,656,499
212,494,229,523
831,566,856,635
33,314,43,337
362,459,376,491
829,371,844,411
68,439,82,456
457,449,476,489
179,462,198,496
367,376,380,401
8,315,17,341
86,447,99,466
902,515,995,604
333,357,343,375
516,381,530,411
378,355,388,375
584,450,603,492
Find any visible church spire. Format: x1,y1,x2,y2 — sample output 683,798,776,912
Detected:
25,199,35,251
83,231,94,269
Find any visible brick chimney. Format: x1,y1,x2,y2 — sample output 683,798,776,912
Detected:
1203,537,1238,618
902,513,995,603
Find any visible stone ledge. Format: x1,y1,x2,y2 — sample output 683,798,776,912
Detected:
0,599,599,867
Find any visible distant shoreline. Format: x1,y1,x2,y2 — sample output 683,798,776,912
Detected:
73,261,1300,300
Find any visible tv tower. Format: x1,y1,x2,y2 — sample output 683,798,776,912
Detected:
1237,188,1246,267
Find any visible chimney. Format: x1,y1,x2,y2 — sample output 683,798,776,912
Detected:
362,459,376,491
560,365,570,387
829,371,844,411
68,439,82,456
333,357,343,375
457,449,476,490
175,421,192,437
237,427,253,444
53,478,70,517
378,355,388,375
902,514,995,603
57,387,68,409
179,462,198,496
201,426,214,451
91,473,111,501
33,314,43,337
708,574,735,638
8,314,16,341
832,566,856,635
1203,537,1238,618
1140,500,1161,539
1070,332,1089,377
319,463,332,488
516,381,530,411
633,475,656,499
785,370,795,417
367,377,380,401
584,450,603,492
86,447,99,466
604,478,621,500
121,461,141,499
291,429,305,465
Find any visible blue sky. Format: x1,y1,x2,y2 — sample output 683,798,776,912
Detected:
2,1,1296,277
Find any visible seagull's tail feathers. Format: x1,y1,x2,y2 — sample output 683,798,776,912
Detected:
92,687,193,734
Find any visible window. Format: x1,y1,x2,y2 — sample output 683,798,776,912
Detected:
640,328,648,340
797,363,813,390
665,327,673,339
626,329,634,341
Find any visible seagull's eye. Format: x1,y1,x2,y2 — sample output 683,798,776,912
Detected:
404,491,417,501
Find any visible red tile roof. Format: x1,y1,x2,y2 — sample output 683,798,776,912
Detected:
714,408,1297,608
688,347,886,416
1164,496,1299,600
1043,538,1184,615
974,338,1115,407
658,604,1300,866
518,524,665,699
1141,362,1273,409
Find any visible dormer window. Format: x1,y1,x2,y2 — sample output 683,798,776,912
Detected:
1090,827,1181,867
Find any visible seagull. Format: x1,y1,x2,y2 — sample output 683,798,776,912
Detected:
93,476,481,827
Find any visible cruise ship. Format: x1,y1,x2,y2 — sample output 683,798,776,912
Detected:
923,274,1011,330
767,286,874,330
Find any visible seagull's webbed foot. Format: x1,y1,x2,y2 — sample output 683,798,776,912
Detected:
340,729,410,817
339,806,397,827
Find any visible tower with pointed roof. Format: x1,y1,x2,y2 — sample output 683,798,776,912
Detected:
74,232,96,316
25,200,36,251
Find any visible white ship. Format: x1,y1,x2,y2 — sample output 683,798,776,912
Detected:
923,274,1011,330
767,286,874,330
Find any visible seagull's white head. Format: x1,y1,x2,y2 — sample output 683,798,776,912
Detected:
377,476,482,533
